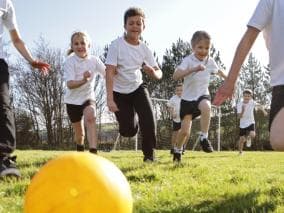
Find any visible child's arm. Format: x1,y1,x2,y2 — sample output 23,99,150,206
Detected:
142,64,162,80
217,70,227,80
173,64,205,80
237,104,245,119
67,71,91,89
106,65,119,112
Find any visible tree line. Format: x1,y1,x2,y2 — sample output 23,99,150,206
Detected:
9,37,271,151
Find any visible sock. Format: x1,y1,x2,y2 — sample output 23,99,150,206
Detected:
174,146,182,154
89,148,98,154
76,144,85,152
200,132,208,140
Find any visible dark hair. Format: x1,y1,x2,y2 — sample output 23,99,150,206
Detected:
124,7,145,25
191,31,211,48
67,31,90,55
243,89,253,95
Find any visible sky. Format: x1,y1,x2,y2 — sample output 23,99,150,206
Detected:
11,0,268,71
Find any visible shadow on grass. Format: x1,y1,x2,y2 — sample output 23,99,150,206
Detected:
159,190,277,213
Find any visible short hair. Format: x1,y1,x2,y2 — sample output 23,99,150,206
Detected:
124,7,145,25
176,83,183,88
191,31,211,48
243,89,253,95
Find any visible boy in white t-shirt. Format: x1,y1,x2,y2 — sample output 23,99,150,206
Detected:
172,31,226,162
167,84,184,154
237,89,267,154
213,0,284,151
105,7,162,162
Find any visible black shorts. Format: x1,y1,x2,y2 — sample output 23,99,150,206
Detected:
239,123,255,136
269,85,284,130
172,121,181,131
180,95,210,120
66,100,96,123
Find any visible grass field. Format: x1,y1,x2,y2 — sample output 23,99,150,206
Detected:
0,150,284,213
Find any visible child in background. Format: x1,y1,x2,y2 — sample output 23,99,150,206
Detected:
167,84,185,154
213,0,284,151
64,31,106,154
172,30,226,162
237,89,267,154
105,7,162,162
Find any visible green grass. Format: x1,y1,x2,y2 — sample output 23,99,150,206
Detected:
0,150,284,213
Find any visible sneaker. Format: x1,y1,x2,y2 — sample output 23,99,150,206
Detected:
170,148,174,155
173,152,181,162
246,136,251,147
0,156,21,178
200,138,214,153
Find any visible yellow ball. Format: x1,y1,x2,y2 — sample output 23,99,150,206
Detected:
24,152,133,213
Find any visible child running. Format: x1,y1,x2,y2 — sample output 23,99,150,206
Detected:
172,30,226,162
237,89,267,155
105,7,162,162
64,31,106,154
167,84,186,154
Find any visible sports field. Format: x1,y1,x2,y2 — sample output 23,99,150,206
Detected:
0,150,283,212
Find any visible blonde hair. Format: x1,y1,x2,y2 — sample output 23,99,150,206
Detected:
67,31,91,56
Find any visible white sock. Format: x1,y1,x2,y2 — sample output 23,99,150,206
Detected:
200,132,208,140
174,147,182,154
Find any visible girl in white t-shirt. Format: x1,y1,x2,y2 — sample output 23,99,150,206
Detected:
105,7,162,162
172,31,226,162
237,89,267,154
64,31,106,154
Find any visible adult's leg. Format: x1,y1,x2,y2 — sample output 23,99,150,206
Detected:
0,60,15,157
72,120,85,146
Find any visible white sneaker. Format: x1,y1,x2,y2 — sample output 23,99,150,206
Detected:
246,136,251,147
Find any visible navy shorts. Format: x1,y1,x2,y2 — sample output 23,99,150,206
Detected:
269,85,284,130
66,99,96,123
180,95,210,120
239,123,255,136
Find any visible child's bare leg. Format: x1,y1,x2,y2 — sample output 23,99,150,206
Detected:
239,136,246,153
176,115,192,150
84,105,97,150
270,108,284,150
198,99,211,137
72,121,85,150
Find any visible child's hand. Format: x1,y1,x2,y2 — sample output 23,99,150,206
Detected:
31,60,50,75
83,71,91,81
142,63,154,74
107,100,119,112
193,64,206,72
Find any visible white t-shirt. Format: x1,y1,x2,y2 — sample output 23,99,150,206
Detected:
237,99,256,128
167,95,181,123
0,0,18,59
105,36,158,94
248,0,284,87
64,54,106,105
176,54,219,101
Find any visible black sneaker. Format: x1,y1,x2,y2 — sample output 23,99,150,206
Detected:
173,152,181,162
200,138,214,153
0,156,21,178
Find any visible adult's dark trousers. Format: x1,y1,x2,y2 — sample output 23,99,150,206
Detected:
113,83,156,157
0,59,15,157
